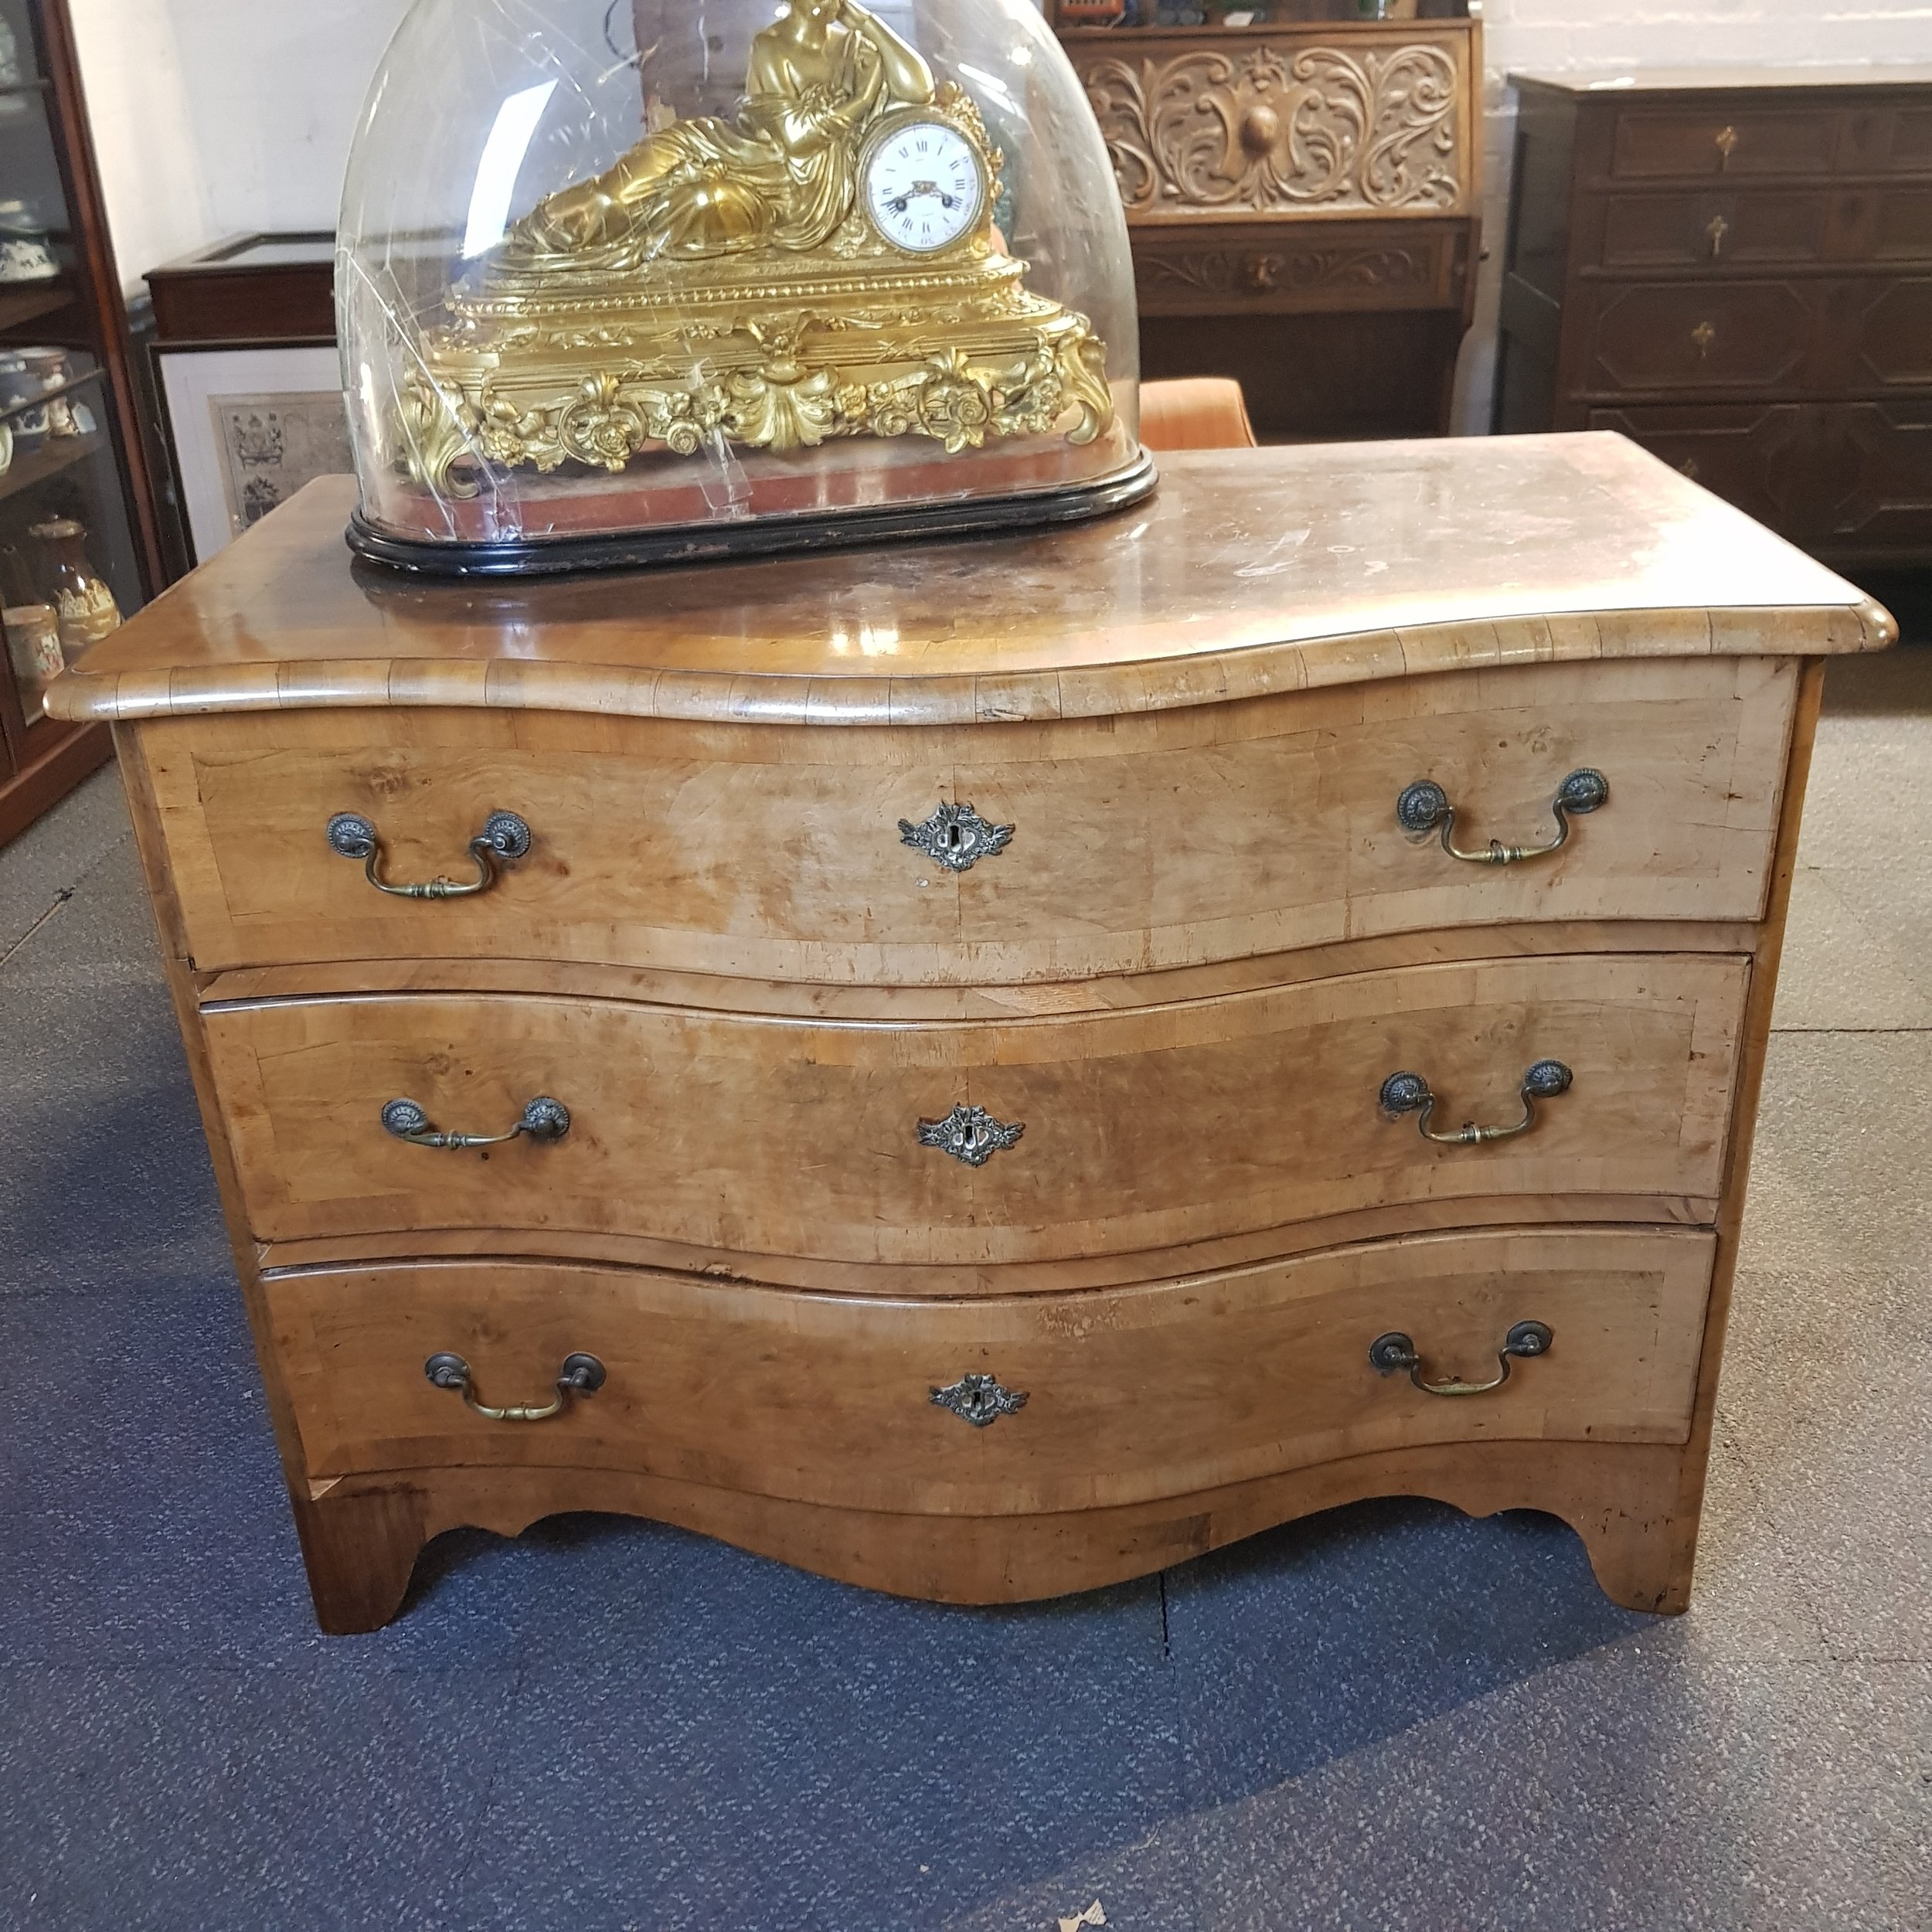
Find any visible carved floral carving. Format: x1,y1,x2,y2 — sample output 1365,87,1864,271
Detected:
1080,43,1464,216
1139,243,1433,298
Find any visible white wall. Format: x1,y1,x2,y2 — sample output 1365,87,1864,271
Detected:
65,0,1929,383
69,0,409,291
1461,0,1928,428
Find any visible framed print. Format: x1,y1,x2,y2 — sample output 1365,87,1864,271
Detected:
156,344,351,566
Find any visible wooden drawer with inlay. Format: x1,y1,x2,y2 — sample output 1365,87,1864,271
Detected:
1608,106,1844,181
144,656,1796,986
203,954,1747,1267
1577,274,1932,396
1588,187,1932,271
267,1228,1718,1502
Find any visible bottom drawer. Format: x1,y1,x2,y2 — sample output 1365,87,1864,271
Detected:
1588,399,1932,560
270,1228,1716,1514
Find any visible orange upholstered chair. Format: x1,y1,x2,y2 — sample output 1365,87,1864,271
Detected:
1138,377,1259,453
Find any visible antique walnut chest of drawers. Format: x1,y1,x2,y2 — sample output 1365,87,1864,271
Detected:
1497,66,1932,569
49,437,1893,1633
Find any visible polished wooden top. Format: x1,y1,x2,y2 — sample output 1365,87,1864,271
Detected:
48,436,1892,730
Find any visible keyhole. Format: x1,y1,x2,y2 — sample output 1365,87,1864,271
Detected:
947,823,962,849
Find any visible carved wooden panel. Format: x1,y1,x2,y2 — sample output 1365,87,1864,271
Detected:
1074,29,1475,221
1131,221,1468,315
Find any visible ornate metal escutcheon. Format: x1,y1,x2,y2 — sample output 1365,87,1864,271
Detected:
1369,1320,1553,1398
1395,769,1607,867
1379,1060,1573,1147
898,801,1015,874
930,1372,1029,1428
425,1350,606,1423
917,1104,1025,1167
383,1094,572,1151
327,808,532,900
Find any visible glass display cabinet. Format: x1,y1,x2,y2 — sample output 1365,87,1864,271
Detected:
1046,0,1483,441
0,0,162,847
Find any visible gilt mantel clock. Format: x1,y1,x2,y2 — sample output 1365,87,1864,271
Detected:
340,0,1151,574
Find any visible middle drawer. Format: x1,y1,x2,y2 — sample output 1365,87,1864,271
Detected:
205,954,1747,1266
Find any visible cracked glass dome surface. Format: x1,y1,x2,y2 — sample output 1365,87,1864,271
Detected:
338,0,1147,573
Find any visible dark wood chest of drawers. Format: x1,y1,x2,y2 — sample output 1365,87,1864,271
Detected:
1496,66,1932,570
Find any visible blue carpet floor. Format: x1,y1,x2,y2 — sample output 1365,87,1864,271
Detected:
2,655,1929,1930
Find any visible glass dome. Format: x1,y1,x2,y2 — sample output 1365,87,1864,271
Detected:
338,0,1150,575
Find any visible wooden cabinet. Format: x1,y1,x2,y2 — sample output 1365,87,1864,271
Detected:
49,437,1893,1632
0,0,162,845
1048,3,1484,441
1497,66,1932,572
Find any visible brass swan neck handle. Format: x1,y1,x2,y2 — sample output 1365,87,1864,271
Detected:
1370,1321,1553,1398
425,1352,606,1423
328,809,532,900
1379,1060,1573,1147
1396,768,1607,866
382,1095,571,1151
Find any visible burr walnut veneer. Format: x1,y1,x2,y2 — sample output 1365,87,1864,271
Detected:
48,437,1892,1633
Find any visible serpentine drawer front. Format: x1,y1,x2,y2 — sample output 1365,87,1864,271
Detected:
44,447,1892,1630
141,654,1794,985
267,1229,1717,1501
202,954,1747,1264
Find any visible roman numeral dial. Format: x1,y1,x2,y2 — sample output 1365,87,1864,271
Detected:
862,118,988,255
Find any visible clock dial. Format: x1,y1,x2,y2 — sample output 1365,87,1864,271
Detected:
864,121,986,255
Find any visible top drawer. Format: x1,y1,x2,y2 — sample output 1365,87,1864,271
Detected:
1611,107,1843,182
1605,99,1932,185
141,656,1796,988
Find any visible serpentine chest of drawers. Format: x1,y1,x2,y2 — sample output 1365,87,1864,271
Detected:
49,437,1892,1633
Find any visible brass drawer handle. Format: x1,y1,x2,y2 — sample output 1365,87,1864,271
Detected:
917,1104,1025,1167
1396,767,1607,866
382,1095,571,1151
900,801,1014,874
1715,124,1739,167
327,808,532,900
1706,213,1730,260
931,1372,1029,1428
425,1351,605,1423
1379,1059,1573,1146
1692,320,1717,360
1369,1321,1553,1398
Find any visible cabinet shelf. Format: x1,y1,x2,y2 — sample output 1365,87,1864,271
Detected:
0,427,105,508
0,282,72,332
